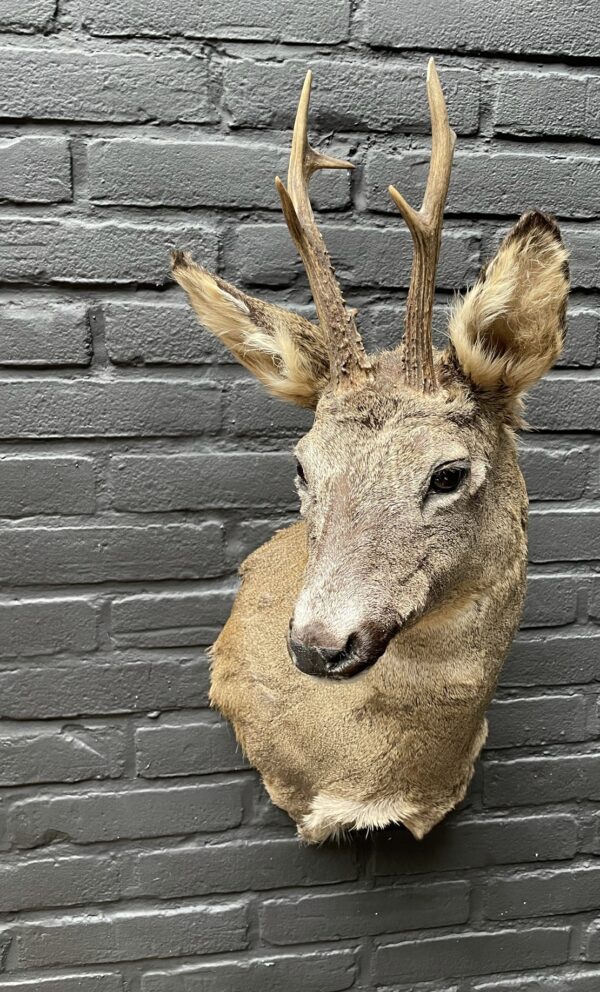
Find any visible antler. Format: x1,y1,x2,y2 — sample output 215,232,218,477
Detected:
389,58,456,392
276,71,372,386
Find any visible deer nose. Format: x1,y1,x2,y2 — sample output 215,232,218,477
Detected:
287,620,369,679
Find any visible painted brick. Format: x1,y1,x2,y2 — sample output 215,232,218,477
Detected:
223,59,480,134
83,0,351,42
366,149,600,219
110,453,295,511
0,977,124,992
228,224,481,289
519,444,590,499
0,657,208,719
0,598,97,658
0,48,213,123
135,714,247,777
521,575,581,628
484,754,600,807
529,509,600,562
0,0,55,30
362,0,599,56
0,853,122,912
8,782,244,849
528,377,600,431
475,970,600,992
88,138,349,211
5,901,248,968
0,219,216,284
103,300,232,366
260,881,470,944
0,380,220,438
0,137,71,203
502,632,600,686
373,814,578,876
495,71,600,140
486,694,589,749
0,303,91,366
111,590,234,648
0,456,96,515
0,522,225,585
141,951,358,992
483,866,600,920
0,724,125,786
134,837,358,898
373,927,571,984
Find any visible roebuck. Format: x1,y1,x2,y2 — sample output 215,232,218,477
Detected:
172,61,569,842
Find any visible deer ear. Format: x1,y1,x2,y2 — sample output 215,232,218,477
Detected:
447,211,569,419
172,252,329,408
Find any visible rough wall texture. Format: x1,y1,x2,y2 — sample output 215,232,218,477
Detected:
0,1,598,990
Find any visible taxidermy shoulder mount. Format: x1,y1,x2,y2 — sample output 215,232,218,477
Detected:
172,61,569,843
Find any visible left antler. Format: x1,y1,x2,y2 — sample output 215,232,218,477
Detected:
389,58,456,392
276,71,372,385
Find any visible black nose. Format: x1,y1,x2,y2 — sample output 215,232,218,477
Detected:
288,635,354,677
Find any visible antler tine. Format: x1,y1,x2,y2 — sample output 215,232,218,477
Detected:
275,71,372,385
389,58,456,392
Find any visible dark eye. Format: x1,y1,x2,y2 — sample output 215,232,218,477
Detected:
296,460,307,486
428,464,468,495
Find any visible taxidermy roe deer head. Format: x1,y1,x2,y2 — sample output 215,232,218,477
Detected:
173,61,569,842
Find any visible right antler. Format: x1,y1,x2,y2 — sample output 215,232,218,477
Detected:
389,58,456,392
276,71,372,386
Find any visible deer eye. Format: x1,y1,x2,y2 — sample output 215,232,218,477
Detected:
428,463,469,495
296,460,307,486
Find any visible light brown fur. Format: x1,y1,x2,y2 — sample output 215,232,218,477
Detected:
176,199,568,841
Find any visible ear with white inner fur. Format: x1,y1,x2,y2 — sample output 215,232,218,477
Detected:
171,251,329,408
447,210,569,420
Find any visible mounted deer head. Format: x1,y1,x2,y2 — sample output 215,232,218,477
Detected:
172,61,569,841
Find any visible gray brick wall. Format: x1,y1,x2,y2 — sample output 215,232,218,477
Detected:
0,1,598,990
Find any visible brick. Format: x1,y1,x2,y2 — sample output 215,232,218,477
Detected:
110,453,295,511
0,48,213,123
528,377,600,431
362,0,599,56
135,836,357,899
529,509,600,562
484,866,600,920
228,224,480,289
225,380,313,437
519,444,590,499
0,380,220,438
6,901,248,968
0,723,124,786
135,714,247,777
373,814,578,876
586,921,600,960
0,522,225,585
495,71,600,140
374,928,571,984
0,977,124,992
103,300,232,366
0,303,91,366
0,598,97,658
366,149,600,219
484,754,600,807
229,516,297,562
521,575,581,628
0,219,216,285
260,881,470,944
475,971,600,992
502,632,600,686
0,137,71,203
141,950,358,992
88,138,348,211
0,853,121,912
111,590,234,648
8,781,244,849
591,578,600,619
560,309,600,368
486,694,589,749
0,0,55,30
0,657,208,719
0,456,96,515
223,59,480,134
83,0,350,42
